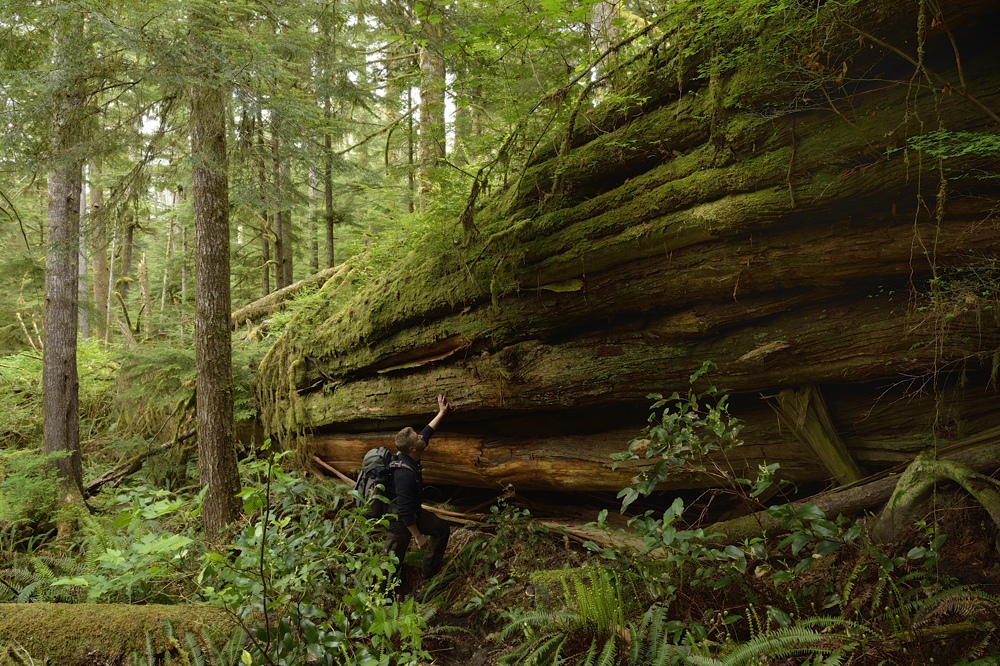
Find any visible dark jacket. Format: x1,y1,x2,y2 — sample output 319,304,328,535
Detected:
391,425,434,526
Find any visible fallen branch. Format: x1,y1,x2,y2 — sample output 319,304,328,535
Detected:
310,455,355,485
230,262,355,330
85,429,195,497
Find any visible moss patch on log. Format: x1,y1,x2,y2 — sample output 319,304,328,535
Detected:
0,603,239,666
256,0,1000,463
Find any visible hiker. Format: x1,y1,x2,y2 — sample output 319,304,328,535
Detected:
384,394,451,590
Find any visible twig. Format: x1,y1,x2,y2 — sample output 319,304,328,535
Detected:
15,313,38,351
424,506,486,521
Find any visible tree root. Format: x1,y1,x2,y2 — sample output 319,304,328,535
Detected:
707,434,1000,546
872,450,1000,548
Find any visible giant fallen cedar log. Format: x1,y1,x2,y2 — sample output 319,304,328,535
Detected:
313,378,1000,492
259,0,1000,494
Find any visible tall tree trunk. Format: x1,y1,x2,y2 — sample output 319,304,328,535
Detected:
118,208,135,303
90,160,109,342
417,3,446,211
279,155,293,286
43,7,85,496
407,86,415,214
320,1,337,268
323,123,334,268
189,6,242,539
256,116,271,296
159,202,174,326
77,175,88,339
138,252,151,338
452,82,470,168
308,169,319,273
270,128,286,289
179,221,188,340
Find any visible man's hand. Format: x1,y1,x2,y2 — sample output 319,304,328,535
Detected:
428,394,449,432
414,533,429,550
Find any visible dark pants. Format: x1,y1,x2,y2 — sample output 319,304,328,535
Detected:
384,509,450,588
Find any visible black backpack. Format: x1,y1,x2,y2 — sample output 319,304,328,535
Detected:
354,447,415,519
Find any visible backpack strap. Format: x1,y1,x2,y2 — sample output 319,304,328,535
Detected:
389,455,417,476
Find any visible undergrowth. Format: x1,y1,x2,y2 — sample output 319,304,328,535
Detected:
4,345,1000,665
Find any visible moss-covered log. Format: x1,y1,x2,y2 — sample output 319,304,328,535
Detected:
0,603,239,666
259,0,1000,493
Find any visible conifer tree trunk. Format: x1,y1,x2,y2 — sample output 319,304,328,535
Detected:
417,2,446,211
281,162,293,286
308,169,319,272
118,209,135,302
320,1,336,268
189,5,242,538
271,128,286,289
255,116,271,297
90,160,109,342
43,7,85,496
160,205,173,322
324,125,334,268
77,178,88,339
138,253,151,338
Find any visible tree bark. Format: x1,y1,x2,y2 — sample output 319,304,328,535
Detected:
416,1,446,210
324,125,335,268
320,1,336,268
43,7,85,495
708,434,1000,546
89,160,109,342
271,127,285,290
312,381,1000,492
253,113,271,298
189,8,242,538
77,176,88,339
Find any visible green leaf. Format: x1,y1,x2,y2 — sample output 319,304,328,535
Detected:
772,570,794,585
790,531,811,555
767,607,792,627
815,539,841,554
51,576,91,587
796,504,826,522
302,618,319,643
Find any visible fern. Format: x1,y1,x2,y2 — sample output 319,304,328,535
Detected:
626,604,691,666
184,631,206,666
717,625,848,665
0,551,90,602
569,567,629,641
909,587,1000,629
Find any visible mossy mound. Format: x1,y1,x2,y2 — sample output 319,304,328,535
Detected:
0,603,240,666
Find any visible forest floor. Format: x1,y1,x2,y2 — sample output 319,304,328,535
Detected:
401,487,1000,666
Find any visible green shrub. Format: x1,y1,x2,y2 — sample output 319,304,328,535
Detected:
0,449,65,547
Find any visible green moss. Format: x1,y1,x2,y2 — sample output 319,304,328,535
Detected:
255,0,943,443
0,603,238,666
